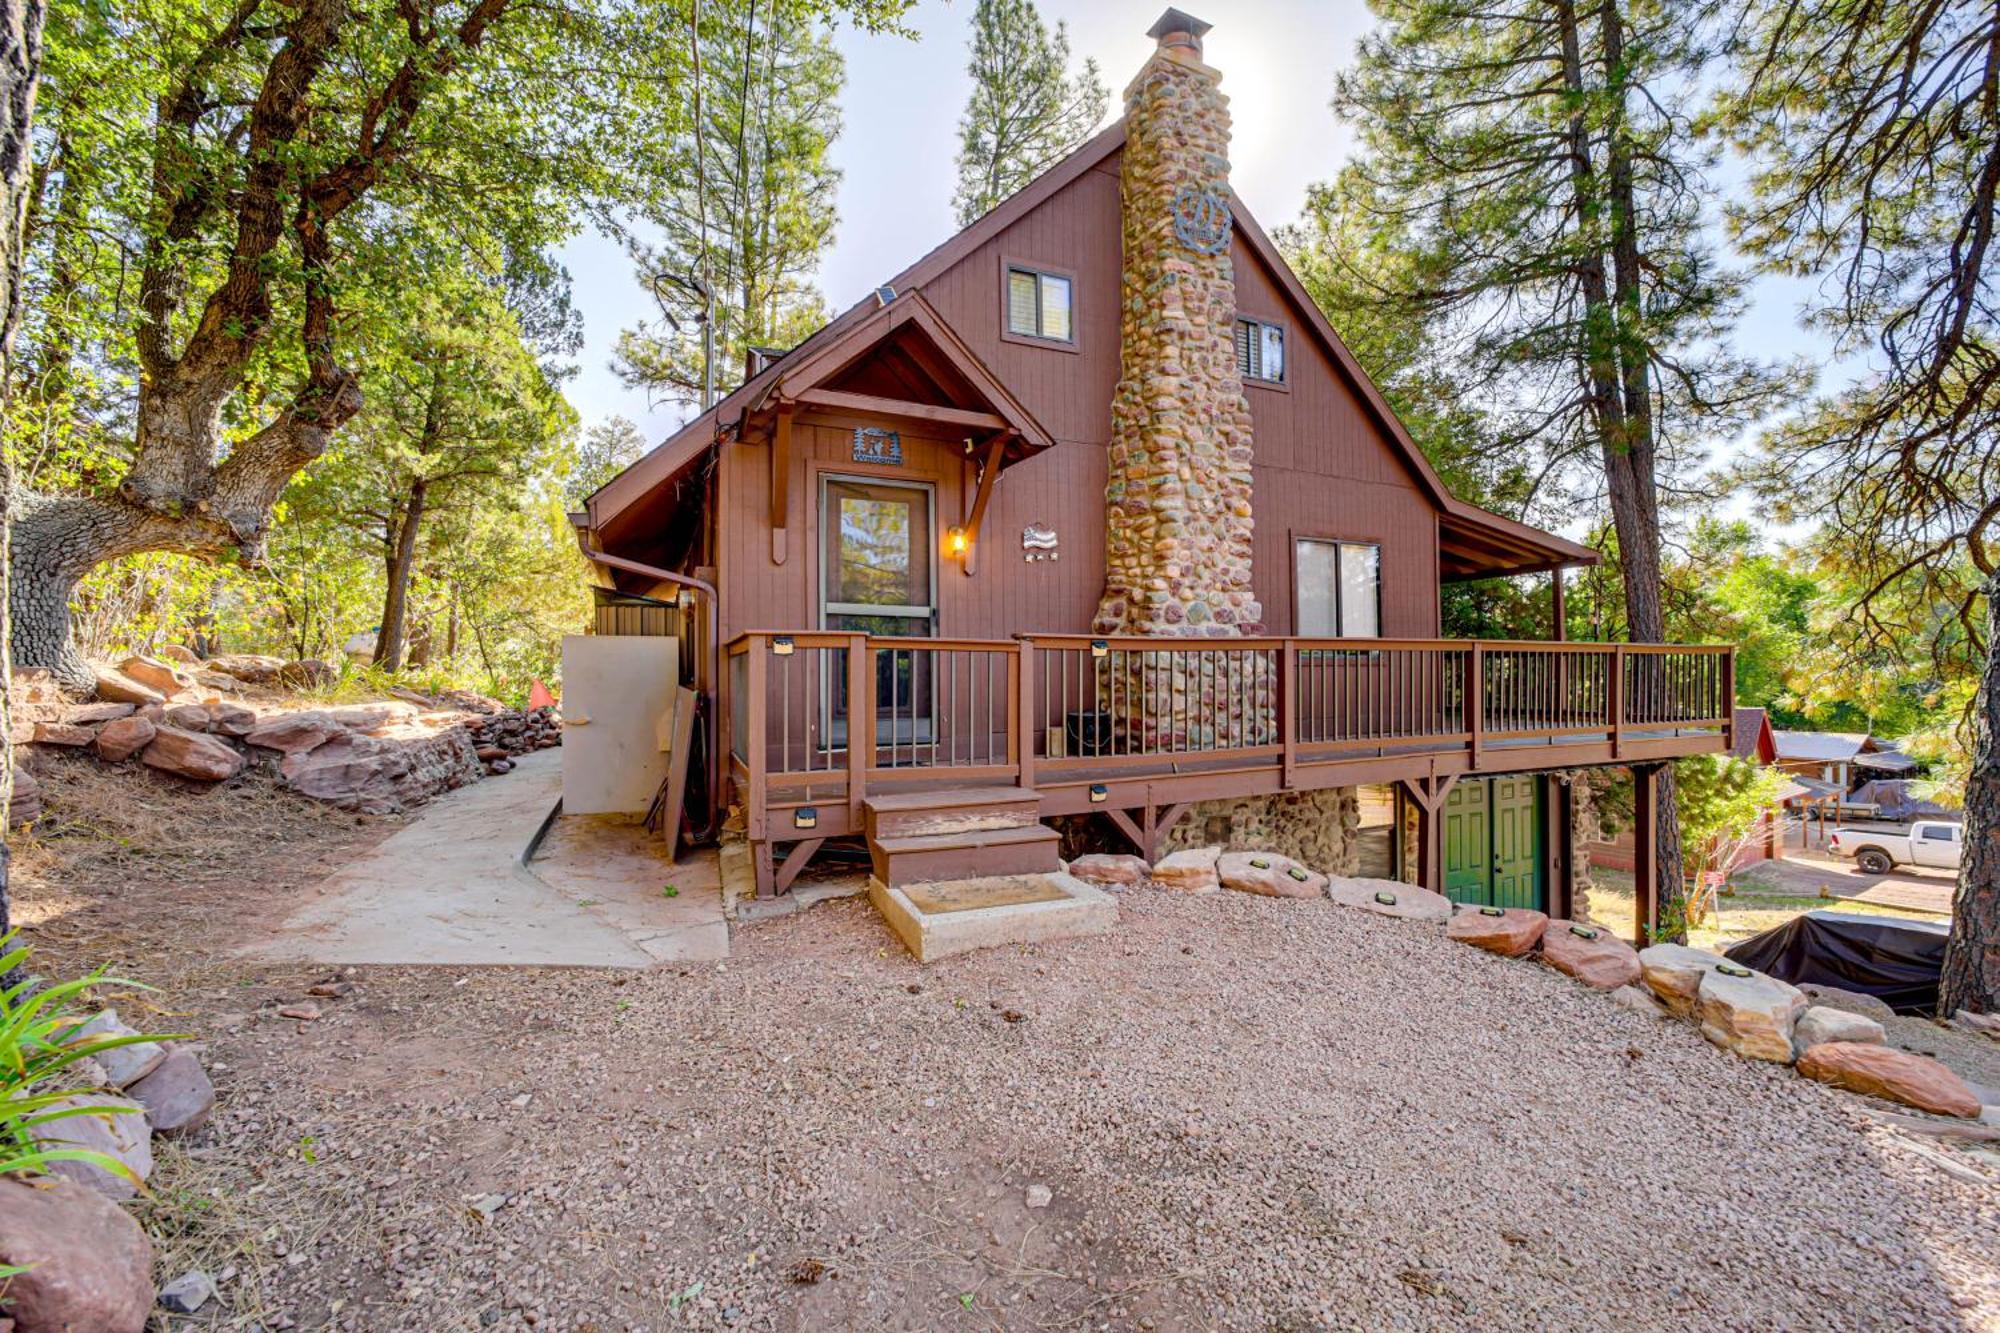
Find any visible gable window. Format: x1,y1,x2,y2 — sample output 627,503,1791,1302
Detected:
1295,538,1380,638
1236,317,1285,384
1006,266,1073,343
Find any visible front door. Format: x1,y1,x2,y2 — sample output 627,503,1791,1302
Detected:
1443,776,1545,909
820,475,936,747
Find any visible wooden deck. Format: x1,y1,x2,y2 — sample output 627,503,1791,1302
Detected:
725,631,1734,896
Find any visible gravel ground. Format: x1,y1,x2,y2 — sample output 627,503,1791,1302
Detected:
111,888,1999,1332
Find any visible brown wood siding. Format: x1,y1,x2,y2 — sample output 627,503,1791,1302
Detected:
709,144,1446,644
719,414,1108,644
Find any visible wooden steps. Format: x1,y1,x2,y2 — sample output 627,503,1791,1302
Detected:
863,786,1057,887
863,785,1042,840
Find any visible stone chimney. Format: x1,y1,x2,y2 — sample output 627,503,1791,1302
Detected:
1094,9,1261,640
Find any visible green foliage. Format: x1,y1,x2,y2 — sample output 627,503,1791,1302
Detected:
568,416,650,508
0,933,170,1187
615,0,851,406
951,0,1107,227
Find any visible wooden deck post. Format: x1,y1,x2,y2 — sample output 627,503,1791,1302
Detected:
1280,640,1299,789
845,633,869,823
1467,643,1485,770
1632,762,1659,945
1609,644,1625,758
1015,637,1036,790
1551,567,1567,641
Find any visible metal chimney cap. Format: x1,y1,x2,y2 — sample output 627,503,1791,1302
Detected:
1147,8,1212,46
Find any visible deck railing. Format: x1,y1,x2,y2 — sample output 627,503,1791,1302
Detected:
725,631,1733,836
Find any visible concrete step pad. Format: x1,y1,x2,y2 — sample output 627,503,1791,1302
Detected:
869,871,1116,962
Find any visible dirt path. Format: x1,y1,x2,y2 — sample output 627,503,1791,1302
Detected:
14,760,2000,1331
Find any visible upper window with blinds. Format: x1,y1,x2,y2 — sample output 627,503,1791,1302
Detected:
1005,265,1073,344
1236,317,1286,384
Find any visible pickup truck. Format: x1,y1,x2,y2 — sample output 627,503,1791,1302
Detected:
1828,820,1963,874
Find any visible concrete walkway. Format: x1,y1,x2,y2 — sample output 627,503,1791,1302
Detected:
245,751,727,968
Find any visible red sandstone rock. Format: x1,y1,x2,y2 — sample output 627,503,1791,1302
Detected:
63,702,135,724
1539,919,1641,990
1326,877,1453,922
1149,846,1222,894
243,709,350,755
10,766,42,825
126,1046,216,1137
1637,943,1730,1017
30,720,95,747
141,727,245,782
1067,854,1150,888
117,653,190,696
0,1176,154,1333
1796,1042,1982,1117
93,668,165,707
36,1096,153,1200
206,701,258,737
1217,850,1326,898
1446,906,1547,957
202,653,286,683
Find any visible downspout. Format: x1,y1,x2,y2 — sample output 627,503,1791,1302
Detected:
577,537,723,842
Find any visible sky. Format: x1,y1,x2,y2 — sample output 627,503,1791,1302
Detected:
557,0,1835,454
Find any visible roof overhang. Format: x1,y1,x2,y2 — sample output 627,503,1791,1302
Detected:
1437,500,1600,581
582,292,1055,554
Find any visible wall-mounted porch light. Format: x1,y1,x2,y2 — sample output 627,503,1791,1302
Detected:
1088,784,1108,804
772,635,795,656
945,526,969,560
793,806,818,830
1090,639,1109,658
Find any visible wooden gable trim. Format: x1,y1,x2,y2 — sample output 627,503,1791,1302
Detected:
758,293,1055,454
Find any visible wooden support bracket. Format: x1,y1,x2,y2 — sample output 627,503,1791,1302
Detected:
774,837,825,897
960,432,1009,576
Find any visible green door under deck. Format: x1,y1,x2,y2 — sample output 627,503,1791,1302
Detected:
1443,777,1545,910
1444,780,1489,901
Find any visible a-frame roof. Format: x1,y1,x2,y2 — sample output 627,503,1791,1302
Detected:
583,120,1596,579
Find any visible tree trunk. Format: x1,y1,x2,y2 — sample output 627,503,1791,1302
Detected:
374,475,426,673
8,491,206,691
1940,572,2000,1013
0,0,45,943
1585,0,1689,936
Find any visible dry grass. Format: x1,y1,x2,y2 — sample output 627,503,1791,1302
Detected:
1586,867,1945,953
12,753,385,983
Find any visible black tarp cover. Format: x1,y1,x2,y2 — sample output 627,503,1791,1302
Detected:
1724,910,1948,1015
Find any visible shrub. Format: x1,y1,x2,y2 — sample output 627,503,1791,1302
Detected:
0,932,166,1187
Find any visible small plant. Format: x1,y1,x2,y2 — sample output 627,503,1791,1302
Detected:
0,931,165,1190
662,884,680,899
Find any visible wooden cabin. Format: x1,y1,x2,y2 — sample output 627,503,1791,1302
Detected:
574,10,1733,940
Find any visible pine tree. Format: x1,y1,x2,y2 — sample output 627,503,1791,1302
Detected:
616,0,844,408
1329,0,1798,937
951,0,1106,227
1714,0,2000,1009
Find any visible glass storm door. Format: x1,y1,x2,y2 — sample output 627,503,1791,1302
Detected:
821,476,936,748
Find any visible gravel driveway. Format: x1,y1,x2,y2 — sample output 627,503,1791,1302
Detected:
138,887,1999,1331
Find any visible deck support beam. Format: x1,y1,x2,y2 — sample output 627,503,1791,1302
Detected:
1398,773,1459,894
1106,801,1194,863
1631,762,1661,945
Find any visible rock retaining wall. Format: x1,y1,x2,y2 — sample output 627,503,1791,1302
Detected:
1162,788,1360,872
